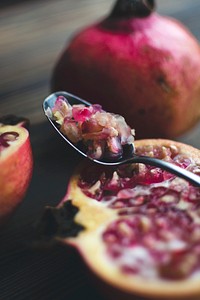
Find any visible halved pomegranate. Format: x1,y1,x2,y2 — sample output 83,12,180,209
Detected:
0,115,33,225
38,139,200,299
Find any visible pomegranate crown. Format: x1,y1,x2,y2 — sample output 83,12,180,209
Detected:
110,0,155,18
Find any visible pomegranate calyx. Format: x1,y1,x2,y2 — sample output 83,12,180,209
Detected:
0,115,30,130
109,0,155,19
36,201,85,241
0,131,19,148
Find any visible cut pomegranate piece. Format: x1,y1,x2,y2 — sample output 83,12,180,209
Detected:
38,139,200,300
0,116,33,225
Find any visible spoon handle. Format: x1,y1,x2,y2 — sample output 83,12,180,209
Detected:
129,155,200,187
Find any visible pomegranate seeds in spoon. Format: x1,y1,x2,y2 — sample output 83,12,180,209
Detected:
51,95,135,161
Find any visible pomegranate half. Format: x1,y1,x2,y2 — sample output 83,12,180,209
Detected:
51,0,200,139
0,116,33,225
38,139,200,300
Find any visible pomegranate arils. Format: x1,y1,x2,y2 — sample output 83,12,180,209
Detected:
72,105,93,122
0,131,19,150
52,96,72,122
187,163,200,176
61,118,81,143
135,145,179,162
103,209,200,280
159,254,197,280
173,154,192,168
106,137,123,159
78,147,196,205
78,143,200,280
51,96,135,160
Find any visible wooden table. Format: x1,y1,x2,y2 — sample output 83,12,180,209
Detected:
1,1,200,299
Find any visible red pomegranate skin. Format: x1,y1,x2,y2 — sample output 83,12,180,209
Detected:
51,12,200,139
0,116,33,225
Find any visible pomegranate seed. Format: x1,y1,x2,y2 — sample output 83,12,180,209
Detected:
0,131,19,149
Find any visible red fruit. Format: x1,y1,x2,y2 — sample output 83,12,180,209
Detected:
38,139,200,300
51,0,200,139
0,115,33,225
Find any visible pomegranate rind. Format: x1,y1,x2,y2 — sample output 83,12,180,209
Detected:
0,125,33,224
56,139,200,299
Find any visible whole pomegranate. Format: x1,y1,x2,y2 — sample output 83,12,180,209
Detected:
38,139,200,300
51,0,200,139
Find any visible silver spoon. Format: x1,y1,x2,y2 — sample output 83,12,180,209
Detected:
43,91,200,187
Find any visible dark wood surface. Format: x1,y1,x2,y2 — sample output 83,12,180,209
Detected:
1,1,200,299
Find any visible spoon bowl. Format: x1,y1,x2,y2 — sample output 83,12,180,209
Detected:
43,91,200,187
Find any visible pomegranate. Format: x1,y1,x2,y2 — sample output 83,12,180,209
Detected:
50,95,135,160
38,139,200,300
0,115,33,225
51,0,200,139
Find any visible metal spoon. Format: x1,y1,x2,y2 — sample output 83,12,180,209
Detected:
43,91,200,187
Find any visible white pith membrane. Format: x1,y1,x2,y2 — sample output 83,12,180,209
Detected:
60,140,200,299
0,125,27,159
